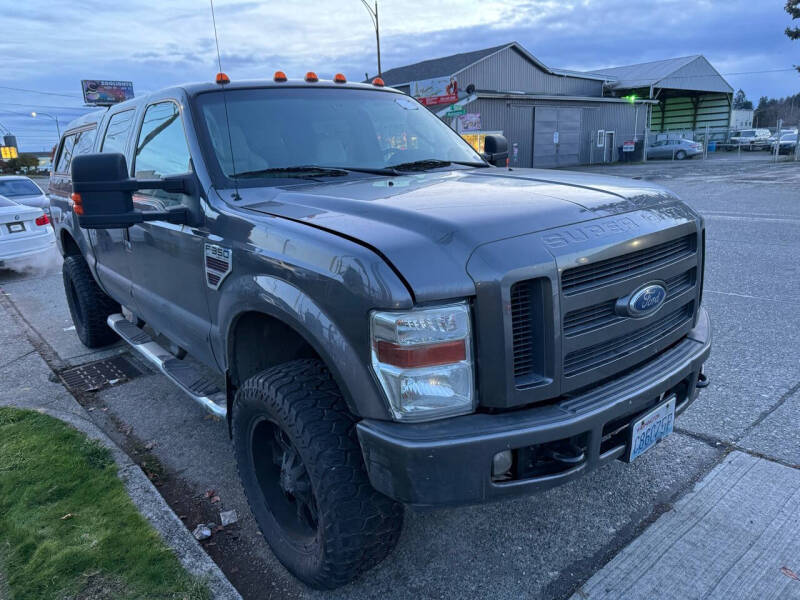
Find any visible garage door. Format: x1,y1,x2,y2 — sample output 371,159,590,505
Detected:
533,107,582,168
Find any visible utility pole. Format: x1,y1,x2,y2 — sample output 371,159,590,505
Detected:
360,0,381,78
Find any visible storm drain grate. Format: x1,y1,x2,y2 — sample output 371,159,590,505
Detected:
60,354,146,394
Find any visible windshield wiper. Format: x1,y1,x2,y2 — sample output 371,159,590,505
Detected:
231,165,397,179
231,165,350,179
388,158,488,171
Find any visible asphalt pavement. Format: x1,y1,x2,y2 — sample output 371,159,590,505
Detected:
3,160,799,599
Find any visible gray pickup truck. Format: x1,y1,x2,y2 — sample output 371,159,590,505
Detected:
49,75,710,589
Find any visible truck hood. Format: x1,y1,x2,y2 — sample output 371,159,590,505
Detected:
238,168,680,301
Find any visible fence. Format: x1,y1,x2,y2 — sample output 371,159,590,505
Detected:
586,124,800,165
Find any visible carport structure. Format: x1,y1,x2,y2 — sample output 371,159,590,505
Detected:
587,56,734,138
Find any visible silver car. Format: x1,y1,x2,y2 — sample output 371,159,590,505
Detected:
0,176,50,212
0,195,56,268
647,138,703,160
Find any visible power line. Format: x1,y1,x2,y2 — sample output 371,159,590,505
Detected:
0,101,93,111
0,85,81,98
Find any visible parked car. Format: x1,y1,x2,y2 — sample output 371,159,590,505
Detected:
0,194,56,268
647,138,703,160
771,132,798,155
0,176,50,212
51,75,710,589
727,128,771,150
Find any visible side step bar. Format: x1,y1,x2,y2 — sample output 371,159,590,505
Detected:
107,314,227,417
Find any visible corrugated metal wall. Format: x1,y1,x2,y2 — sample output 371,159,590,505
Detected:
454,46,603,97
460,98,640,167
650,93,731,135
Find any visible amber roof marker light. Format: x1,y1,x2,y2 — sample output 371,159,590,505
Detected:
215,72,230,85
274,71,288,82
305,72,319,83
334,73,347,84
372,77,385,87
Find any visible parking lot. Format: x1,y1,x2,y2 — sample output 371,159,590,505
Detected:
2,158,799,599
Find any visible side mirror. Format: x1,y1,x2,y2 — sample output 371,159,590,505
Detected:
71,153,193,229
482,135,508,166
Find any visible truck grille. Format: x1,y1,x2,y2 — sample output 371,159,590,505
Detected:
511,281,535,379
509,231,699,390
563,303,693,377
563,270,695,337
561,234,695,295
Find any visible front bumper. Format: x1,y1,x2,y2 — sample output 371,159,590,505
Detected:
357,306,711,507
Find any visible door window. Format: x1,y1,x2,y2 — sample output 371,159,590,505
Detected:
101,110,135,155
135,102,192,179
55,133,77,174
73,127,97,157
134,102,192,209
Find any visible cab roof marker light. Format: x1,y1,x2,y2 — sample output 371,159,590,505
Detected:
372,77,385,87
305,72,319,83
334,73,347,84
215,72,230,85
274,70,287,82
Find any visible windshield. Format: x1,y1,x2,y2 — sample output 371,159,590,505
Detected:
0,179,42,197
196,88,483,179
782,133,797,141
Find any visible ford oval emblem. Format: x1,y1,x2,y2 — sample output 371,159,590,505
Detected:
627,283,667,317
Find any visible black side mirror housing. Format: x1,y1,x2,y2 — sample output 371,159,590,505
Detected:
482,135,509,167
71,153,194,229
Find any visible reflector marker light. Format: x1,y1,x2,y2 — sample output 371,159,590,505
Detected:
273,71,287,82
215,72,230,85
305,72,319,82
372,77,385,87
334,73,347,83
70,193,84,215
376,339,466,369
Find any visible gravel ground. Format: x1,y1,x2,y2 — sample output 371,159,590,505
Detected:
3,158,798,599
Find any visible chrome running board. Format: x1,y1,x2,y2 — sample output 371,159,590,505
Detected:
107,314,227,417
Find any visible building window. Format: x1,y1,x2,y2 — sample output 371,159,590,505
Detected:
597,130,605,147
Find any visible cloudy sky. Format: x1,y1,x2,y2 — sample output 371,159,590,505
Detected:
2,0,797,151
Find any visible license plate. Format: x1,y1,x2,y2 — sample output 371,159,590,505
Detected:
628,396,676,462
7,222,25,233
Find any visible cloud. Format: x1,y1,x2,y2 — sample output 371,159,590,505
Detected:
4,0,798,150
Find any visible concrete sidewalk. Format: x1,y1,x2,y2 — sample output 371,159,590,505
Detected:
571,451,800,600
0,291,241,600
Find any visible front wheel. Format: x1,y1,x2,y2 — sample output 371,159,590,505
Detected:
232,359,403,589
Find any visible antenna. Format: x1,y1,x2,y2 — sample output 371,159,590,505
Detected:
209,0,240,199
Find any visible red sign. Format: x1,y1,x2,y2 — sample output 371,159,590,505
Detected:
622,140,636,152
412,77,458,106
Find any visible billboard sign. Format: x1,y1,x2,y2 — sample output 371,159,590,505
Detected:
81,80,135,106
0,146,19,160
411,77,458,106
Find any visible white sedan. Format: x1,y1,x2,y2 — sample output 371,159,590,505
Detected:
0,175,50,212
0,195,56,268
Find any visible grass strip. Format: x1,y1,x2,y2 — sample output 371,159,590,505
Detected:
0,407,209,600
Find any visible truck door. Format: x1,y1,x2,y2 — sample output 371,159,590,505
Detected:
88,109,138,305
127,99,215,365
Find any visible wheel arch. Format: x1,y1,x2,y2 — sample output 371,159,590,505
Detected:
222,275,393,427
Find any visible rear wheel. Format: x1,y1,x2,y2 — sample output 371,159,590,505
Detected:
232,359,403,589
675,150,687,160
62,254,120,348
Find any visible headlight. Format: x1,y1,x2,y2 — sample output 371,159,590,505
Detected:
370,302,475,422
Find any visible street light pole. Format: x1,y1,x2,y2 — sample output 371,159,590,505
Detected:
360,0,381,78
30,111,61,139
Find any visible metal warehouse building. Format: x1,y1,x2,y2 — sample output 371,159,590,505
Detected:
586,55,734,139
380,42,649,167
379,42,733,166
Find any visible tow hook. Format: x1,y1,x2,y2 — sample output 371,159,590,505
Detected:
542,442,585,465
696,371,710,389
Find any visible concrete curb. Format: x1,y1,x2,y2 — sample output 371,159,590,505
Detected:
0,294,242,600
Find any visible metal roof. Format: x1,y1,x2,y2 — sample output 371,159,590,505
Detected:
585,55,733,94
377,42,606,87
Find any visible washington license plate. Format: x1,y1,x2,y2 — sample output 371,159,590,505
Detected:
628,396,676,462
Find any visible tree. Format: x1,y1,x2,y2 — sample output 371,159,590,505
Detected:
787,0,800,73
732,89,753,110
